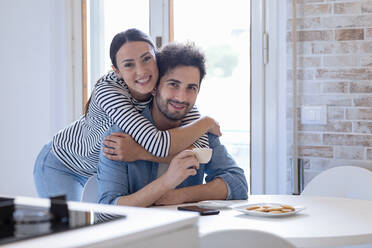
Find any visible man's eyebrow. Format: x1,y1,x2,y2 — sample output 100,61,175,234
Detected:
188,83,199,88
120,51,151,64
166,79,199,88
166,78,181,83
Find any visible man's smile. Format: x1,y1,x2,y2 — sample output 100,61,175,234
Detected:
168,100,189,111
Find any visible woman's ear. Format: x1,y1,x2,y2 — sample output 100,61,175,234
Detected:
151,87,157,97
112,65,121,78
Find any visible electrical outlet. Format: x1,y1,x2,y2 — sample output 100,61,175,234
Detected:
301,106,327,125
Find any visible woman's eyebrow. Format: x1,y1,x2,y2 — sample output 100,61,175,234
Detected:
140,51,151,58
120,58,134,64
120,51,152,64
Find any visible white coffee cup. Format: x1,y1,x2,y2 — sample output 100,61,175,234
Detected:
192,148,213,164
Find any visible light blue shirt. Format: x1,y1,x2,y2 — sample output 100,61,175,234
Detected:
97,106,248,205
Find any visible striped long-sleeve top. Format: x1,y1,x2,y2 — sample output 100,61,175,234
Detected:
52,71,209,177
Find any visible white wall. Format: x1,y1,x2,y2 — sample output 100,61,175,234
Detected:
0,0,73,197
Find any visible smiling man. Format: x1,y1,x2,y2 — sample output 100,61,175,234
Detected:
97,43,248,207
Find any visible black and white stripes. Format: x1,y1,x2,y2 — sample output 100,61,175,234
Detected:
52,71,209,177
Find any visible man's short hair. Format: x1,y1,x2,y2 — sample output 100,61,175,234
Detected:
156,43,206,85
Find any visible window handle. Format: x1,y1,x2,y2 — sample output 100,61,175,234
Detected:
156,36,162,49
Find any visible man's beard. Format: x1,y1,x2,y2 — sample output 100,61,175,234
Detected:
155,93,192,121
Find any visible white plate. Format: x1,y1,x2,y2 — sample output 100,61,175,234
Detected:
233,203,305,217
197,200,233,209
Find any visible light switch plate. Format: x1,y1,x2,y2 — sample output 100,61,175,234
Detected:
301,105,327,125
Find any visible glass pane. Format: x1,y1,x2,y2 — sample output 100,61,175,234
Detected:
103,0,149,72
173,0,251,184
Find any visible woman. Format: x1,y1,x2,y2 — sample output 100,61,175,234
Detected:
33,29,220,201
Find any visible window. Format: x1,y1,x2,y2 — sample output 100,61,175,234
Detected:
172,0,251,185
85,0,260,192
102,0,149,72
86,0,149,94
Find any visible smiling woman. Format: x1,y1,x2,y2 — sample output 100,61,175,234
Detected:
111,41,158,101
33,28,221,201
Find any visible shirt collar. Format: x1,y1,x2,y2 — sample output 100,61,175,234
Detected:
142,105,154,123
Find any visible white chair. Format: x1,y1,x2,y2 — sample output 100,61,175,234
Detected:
302,166,372,200
81,174,99,203
200,229,296,248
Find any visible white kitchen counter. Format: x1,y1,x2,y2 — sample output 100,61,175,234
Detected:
1,196,199,248
159,195,372,247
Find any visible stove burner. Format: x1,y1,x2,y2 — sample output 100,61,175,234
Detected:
13,209,51,224
0,195,126,245
0,197,14,225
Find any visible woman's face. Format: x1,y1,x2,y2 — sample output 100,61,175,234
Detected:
113,41,159,101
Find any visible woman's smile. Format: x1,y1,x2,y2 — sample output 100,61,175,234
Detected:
136,75,152,85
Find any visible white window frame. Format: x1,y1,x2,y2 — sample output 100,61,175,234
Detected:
250,0,265,194
78,0,289,195
252,0,287,194
149,0,170,47
65,0,83,121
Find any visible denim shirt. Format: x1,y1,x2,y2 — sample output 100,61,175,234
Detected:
97,107,248,205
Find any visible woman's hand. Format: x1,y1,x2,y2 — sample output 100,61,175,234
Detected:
102,132,144,162
160,150,199,190
205,116,222,136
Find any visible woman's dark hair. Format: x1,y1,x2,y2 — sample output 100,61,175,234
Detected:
84,29,156,116
156,42,206,85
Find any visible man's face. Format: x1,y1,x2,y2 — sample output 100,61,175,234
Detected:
154,66,200,121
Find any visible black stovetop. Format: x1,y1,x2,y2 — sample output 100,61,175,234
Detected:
0,196,126,246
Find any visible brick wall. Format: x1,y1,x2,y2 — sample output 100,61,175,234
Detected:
287,0,372,192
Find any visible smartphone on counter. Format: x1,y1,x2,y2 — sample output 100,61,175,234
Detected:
177,205,220,216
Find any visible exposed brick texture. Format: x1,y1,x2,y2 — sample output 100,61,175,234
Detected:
334,2,361,14
367,29,372,39
362,1,372,13
298,146,334,158
350,82,372,93
286,0,372,192
368,149,372,160
335,29,364,41
334,146,364,160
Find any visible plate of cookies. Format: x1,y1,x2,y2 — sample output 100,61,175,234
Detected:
233,203,305,217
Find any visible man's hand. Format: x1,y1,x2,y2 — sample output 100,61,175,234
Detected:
102,132,143,162
154,189,184,206
160,150,199,190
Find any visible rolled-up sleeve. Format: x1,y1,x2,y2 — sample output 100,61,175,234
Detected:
204,134,248,200
97,126,130,205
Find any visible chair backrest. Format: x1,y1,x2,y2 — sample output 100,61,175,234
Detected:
301,166,372,200
81,174,99,203
200,229,296,248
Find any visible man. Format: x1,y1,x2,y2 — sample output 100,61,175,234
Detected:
97,43,248,207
